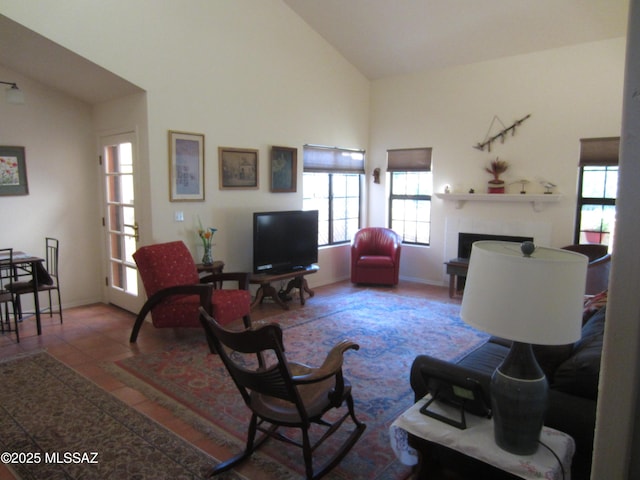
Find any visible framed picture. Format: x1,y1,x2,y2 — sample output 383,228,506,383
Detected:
270,146,297,193
169,130,205,201
0,146,29,196
219,147,259,190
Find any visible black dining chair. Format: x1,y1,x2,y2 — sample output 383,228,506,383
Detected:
0,248,19,342
11,238,63,323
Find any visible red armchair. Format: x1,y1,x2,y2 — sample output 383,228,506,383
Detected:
585,253,611,295
561,244,611,295
561,244,608,262
350,227,402,286
130,241,252,344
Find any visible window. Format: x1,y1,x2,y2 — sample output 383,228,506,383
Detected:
302,145,364,246
575,137,619,247
387,148,432,245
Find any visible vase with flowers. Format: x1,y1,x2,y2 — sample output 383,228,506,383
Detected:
197,218,217,265
485,157,509,193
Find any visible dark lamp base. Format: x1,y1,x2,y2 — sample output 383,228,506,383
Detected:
491,342,548,455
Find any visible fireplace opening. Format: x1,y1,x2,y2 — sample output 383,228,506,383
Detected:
457,233,534,259
446,232,536,298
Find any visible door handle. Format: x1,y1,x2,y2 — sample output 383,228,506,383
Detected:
124,222,140,242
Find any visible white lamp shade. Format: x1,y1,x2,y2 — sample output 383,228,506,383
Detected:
460,241,588,345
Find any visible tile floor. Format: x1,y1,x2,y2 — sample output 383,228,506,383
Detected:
0,280,457,479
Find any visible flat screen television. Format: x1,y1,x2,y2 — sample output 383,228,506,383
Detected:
253,210,319,274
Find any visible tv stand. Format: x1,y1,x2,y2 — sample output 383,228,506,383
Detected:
250,265,319,310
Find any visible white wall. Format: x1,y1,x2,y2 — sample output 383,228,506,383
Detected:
1,0,370,289
370,38,625,286
0,65,103,308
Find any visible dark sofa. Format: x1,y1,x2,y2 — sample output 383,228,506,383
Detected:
410,303,606,479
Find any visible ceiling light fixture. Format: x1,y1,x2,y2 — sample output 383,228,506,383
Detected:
1,81,25,104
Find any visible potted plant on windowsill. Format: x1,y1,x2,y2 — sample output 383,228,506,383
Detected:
486,158,509,194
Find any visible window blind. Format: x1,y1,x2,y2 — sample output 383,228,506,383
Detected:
387,147,432,171
303,145,365,173
579,137,620,166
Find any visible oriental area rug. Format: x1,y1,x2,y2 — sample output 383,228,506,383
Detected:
0,351,245,480
110,289,489,480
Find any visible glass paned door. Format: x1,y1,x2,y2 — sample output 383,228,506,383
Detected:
101,133,142,313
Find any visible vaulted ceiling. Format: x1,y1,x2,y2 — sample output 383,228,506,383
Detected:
284,0,628,79
0,14,142,104
0,1,629,104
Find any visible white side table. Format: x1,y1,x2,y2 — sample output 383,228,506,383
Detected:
390,396,575,480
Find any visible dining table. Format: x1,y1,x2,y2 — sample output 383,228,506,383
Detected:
0,250,45,335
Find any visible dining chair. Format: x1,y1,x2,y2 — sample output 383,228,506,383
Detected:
0,248,20,342
10,237,63,323
199,297,366,479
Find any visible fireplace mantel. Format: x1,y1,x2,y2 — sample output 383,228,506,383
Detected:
435,193,562,212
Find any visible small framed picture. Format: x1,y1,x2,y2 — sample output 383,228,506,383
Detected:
270,146,297,193
169,130,205,201
219,147,259,190
0,146,29,196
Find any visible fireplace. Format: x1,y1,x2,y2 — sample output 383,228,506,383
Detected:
444,217,551,263
457,233,534,259
445,232,535,298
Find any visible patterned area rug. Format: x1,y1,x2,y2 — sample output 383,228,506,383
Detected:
111,289,489,479
0,352,244,480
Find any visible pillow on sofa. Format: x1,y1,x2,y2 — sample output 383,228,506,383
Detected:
552,306,605,400
583,289,608,323
577,305,606,347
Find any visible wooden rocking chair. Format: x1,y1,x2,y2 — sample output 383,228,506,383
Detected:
198,293,366,479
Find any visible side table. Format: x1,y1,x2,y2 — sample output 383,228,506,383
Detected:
196,260,225,275
444,258,469,298
390,396,574,479
196,261,225,288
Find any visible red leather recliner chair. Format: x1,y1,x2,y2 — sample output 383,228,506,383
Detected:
350,228,402,286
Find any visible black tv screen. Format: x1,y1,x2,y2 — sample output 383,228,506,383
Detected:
253,210,319,274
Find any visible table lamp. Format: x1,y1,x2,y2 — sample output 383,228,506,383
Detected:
460,241,587,455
